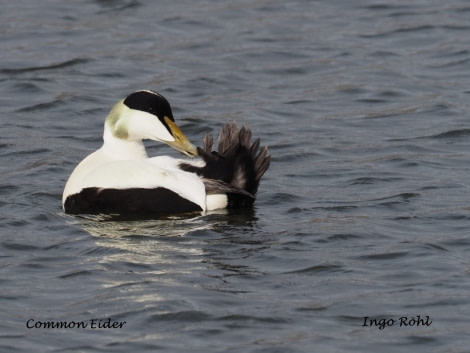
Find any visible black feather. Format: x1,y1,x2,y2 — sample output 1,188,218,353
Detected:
180,121,271,208
64,187,202,215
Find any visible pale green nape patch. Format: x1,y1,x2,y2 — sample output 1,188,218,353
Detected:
105,99,129,139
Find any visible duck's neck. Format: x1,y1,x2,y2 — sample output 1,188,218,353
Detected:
102,126,148,160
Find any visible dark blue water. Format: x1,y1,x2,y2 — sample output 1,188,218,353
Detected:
2,1,470,352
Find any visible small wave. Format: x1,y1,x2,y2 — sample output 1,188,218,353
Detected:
265,192,301,204
0,58,89,75
16,100,63,113
146,310,211,324
373,192,420,204
218,314,290,325
356,251,409,261
10,82,43,93
96,0,140,14
421,243,449,253
274,151,320,162
432,128,470,139
283,99,314,105
58,269,100,279
282,263,344,275
428,57,470,69
356,98,388,104
324,233,363,242
2,241,38,251
312,204,358,212
361,25,435,39
0,184,20,193
347,176,403,185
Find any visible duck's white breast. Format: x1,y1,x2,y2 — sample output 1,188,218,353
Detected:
63,152,207,211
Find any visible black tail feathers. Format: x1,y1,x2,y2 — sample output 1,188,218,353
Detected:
182,122,271,208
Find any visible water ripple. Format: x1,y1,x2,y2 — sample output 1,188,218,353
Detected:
356,251,409,261
0,58,89,75
282,263,345,275
347,176,404,185
146,310,211,324
2,1,470,352
432,128,470,139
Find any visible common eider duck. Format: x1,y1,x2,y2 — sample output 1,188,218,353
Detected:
62,90,271,215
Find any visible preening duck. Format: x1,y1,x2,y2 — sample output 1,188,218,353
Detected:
62,90,271,215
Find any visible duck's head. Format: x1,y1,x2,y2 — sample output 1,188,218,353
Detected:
105,90,198,157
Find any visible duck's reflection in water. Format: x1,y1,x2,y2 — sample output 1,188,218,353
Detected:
64,209,271,298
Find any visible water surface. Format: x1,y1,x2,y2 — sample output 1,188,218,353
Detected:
1,1,470,352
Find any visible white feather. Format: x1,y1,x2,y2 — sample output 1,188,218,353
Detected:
63,154,207,211
206,194,228,210
62,121,207,210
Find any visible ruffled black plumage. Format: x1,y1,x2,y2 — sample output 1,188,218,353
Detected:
180,122,271,208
